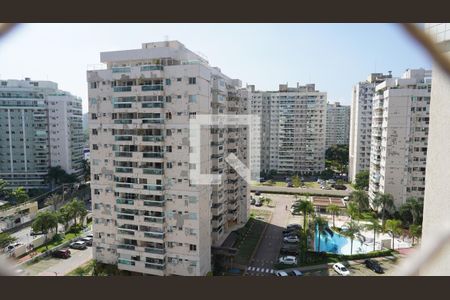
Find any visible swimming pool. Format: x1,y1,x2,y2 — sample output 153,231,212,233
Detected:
314,225,375,255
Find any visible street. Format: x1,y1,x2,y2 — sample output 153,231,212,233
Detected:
246,193,299,276
22,247,93,276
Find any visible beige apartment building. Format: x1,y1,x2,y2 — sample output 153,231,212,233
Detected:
87,41,249,276
349,72,392,183
325,101,350,148
368,69,432,208
248,83,327,176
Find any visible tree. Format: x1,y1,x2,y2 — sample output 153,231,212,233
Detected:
346,201,360,220
32,211,59,248
82,159,90,182
45,194,63,211
326,204,341,228
0,179,9,198
365,218,383,252
373,193,395,227
325,145,349,173
399,197,423,226
314,216,328,253
0,232,17,248
57,205,73,232
293,199,314,261
47,166,78,189
354,170,369,190
342,220,361,255
291,175,301,188
409,224,422,245
11,187,29,204
68,198,88,227
385,219,402,250
349,190,370,213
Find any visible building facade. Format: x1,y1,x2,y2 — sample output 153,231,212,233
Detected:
420,23,450,275
368,69,432,208
349,72,392,183
248,83,327,176
325,102,350,148
0,79,83,190
87,41,249,276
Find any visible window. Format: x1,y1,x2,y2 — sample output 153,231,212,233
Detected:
166,162,173,168
177,78,182,82
189,244,197,251
165,79,171,85
188,77,196,85
91,113,97,120
188,95,197,103
92,129,98,135
189,112,196,119
166,146,172,152
90,82,97,89
92,144,99,150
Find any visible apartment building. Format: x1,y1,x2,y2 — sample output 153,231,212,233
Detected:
248,83,327,175
420,23,450,275
368,69,432,208
349,72,392,183
0,79,84,190
87,40,249,276
325,102,350,148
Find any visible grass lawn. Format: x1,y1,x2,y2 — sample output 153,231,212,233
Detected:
234,209,271,265
34,222,91,254
67,260,95,276
304,182,321,189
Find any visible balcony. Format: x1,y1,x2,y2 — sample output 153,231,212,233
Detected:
114,119,132,124
115,167,133,173
144,184,163,191
143,168,164,175
117,244,135,250
113,86,132,92
112,67,131,73
141,85,163,91
116,198,135,205
142,118,164,124
140,65,163,71
144,231,165,239
117,229,135,236
144,216,165,224
145,247,166,255
142,136,164,142
143,200,166,207
143,152,164,158
115,151,133,158
142,102,164,108
115,135,133,141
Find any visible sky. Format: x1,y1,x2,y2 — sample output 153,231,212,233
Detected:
0,23,432,113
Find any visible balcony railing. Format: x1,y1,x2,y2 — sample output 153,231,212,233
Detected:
144,184,164,191
142,118,164,124
117,244,135,250
141,85,163,91
115,167,133,173
143,200,166,207
113,86,132,92
143,152,164,158
142,136,164,142
144,216,165,223
142,102,164,108
144,247,166,255
115,135,133,141
144,231,165,239
143,168,164,175
140,65,163,71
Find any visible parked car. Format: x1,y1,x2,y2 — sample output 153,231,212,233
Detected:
343,196,350,202
86,233,93,239
52,248,71,259
333,263,350,276
275,270,289,277
30,230,43,236
81,237,93,246
254,199,262,207
283,231,300,238
289,269,304,276
3,243,21,253
286,224,301,230
255,191,261,196
280,246,299,256
282,228,299,235
279,256,298,265
283,236,300,243
332,184,347,190
287,182,293,187
364,259,384,274
250,197,256,205
290,207,301,215
70,241,87,250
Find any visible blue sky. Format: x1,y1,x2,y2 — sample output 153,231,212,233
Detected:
0,23,432,112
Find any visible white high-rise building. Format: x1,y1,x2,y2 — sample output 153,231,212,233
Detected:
368,69,432,208
325,102,350,148
0,78,84,190
87,41,249,276
248,83,327,176
349,72,392,183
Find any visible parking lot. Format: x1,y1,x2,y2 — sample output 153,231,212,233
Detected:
22,246,93,276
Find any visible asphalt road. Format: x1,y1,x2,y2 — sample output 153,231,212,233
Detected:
22,246,93,276
251,185,351,196
246,194,298,276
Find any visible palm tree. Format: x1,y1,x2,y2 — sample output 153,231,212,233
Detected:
346,201,359,220
57,206,72,232
314,216,328,252
350,190,370,213
326,204,340,228
372,193,395,227
385,219,402,250
81,159,91,182
68,198,88,227
342,220,361,255
365,218,383,252
400,197,423,226
293,199,314,261
409,224,422,245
